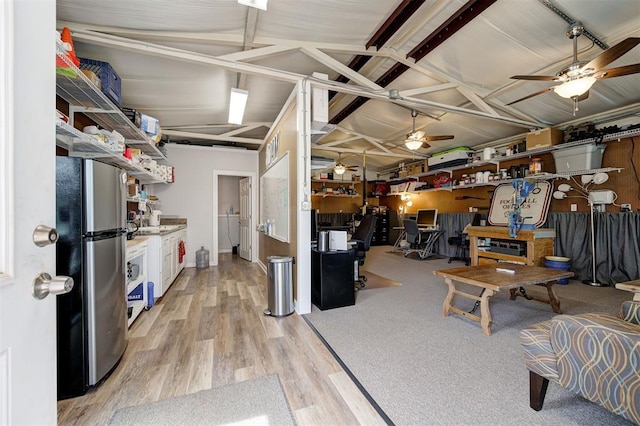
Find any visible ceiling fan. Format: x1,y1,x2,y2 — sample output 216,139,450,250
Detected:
333,154,358,175
507,24,640,111
396,109,454,151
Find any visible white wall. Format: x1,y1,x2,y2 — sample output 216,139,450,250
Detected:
150,144,258,266
218,175,241,214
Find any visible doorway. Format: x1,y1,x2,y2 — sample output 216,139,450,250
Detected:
212,170,257,266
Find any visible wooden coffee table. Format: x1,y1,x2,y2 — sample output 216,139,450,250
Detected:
434,264,574,336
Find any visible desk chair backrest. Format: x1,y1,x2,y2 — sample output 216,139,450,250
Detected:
351,214,377,253
403,219,421,246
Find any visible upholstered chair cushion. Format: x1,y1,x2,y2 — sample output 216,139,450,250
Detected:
621,300,640,325
550,312,640,424
520,320,559,381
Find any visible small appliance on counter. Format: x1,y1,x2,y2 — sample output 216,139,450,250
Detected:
149,209,162,226
126,221,138,240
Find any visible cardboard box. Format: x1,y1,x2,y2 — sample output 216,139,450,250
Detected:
526,127,563,150
80,70,101,88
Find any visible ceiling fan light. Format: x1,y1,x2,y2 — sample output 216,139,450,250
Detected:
553,76,597,98
237,0,267,10
405,140,423,150
334,164,346,175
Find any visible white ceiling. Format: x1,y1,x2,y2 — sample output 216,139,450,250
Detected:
57,0,640,172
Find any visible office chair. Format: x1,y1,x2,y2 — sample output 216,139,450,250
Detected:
447,232,470,265
350,214,377,289
402,219,422,258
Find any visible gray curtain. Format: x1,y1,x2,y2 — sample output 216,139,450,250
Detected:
435,212,479,257
545,212,640,285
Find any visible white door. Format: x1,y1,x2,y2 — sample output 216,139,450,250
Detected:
0,1,58,424
239,177,252,261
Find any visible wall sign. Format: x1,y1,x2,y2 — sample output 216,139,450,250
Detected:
488,181,552,227
265,131,280,167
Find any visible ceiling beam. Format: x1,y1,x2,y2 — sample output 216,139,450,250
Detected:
219,44,297,62
68,27,541,130
162,129,263,144
456,87,499,115
301,47,382,90
329,0,497,126
407,0,497,61
162,122,272,130
399,83,458,97
313,146,423,159
331,1,426,99
67,29,305,83
367,0,426,49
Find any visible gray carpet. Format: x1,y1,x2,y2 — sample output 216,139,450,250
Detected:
305,246,635,426
109,375,295,426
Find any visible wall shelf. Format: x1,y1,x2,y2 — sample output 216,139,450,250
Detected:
55,41,170,174
311,193,361,198
56,120,166,184
388,128,639,182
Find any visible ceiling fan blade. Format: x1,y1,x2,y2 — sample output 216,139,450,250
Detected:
506,87,555,105
510,75,558,81
581,37,640,72
424,135,454,141
596,63,640,79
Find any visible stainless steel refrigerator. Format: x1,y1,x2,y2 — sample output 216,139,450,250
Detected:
55,157,128,399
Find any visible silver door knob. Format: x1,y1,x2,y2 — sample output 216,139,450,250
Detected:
32,273,73,300
33,225,59,247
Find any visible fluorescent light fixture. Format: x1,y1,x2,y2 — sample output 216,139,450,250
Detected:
237,0,268,10
334,164,346,175
228,88,248,125
553,76,597,99
405,140,423,150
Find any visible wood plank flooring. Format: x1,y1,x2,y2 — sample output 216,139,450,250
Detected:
57,254,386,425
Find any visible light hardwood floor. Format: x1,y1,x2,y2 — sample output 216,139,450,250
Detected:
57,253,386,425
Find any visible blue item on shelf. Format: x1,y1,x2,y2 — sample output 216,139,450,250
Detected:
79,57,122,105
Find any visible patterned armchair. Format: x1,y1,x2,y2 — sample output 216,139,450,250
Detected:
520,301,640,424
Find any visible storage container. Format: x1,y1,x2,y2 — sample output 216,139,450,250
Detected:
552,143,606,173
79,57,122,105
526,127,563,150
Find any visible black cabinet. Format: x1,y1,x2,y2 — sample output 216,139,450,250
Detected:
311,249,355,310
371,210,390,246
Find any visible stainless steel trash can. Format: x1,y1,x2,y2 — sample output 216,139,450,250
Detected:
264,256,294,317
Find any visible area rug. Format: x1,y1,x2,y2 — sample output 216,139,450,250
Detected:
305,246,632,425
359,270,401,290
109,375,295,425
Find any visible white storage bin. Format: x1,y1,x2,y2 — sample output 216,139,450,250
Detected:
552,143,606,173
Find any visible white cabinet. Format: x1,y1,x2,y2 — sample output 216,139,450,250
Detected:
126,238,148,327
146,227,188,299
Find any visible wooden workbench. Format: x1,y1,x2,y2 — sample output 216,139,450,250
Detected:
466,226,555,267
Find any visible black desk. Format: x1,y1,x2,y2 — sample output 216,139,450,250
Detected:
311,249,355,310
